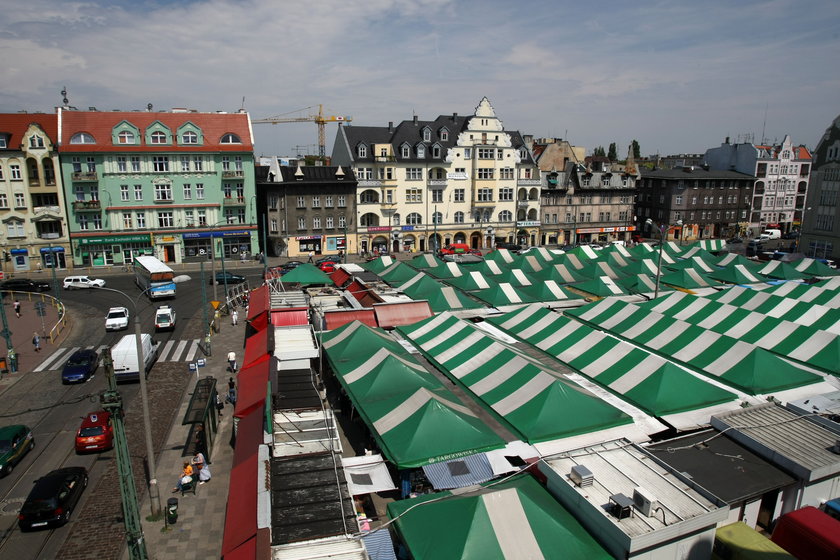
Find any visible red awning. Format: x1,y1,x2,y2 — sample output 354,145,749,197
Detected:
270,307,309,326
324,309,377,330
345,280,367,302
221,408,264,557
330,268,351,287
373,301,433,328
357,291,384,307
243,330,271,369
234,359,271,419
247,285,269,321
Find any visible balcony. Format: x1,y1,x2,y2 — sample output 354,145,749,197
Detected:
72,171,98,182
428,180,448,188
517,200,532,208
517,179,541,186
223,196,246,207
33,205,62,217
38,232,61,240
72,200,101,211
153,196,174,204
222,170,244,179
374,155,396,163
357,180,382,187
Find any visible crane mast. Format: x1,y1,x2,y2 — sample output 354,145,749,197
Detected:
253,104,352,158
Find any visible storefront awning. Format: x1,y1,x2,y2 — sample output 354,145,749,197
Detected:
340,454,397,495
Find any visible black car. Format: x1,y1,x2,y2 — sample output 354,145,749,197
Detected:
209,272,246,285
782,231,800,240
726,237,743,244
0,278,51,292
495,242,522,252
61,349,100,384
18,467,88,531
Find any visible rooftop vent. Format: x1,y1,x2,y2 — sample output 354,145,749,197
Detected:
569,465,593,487
609,493,633,520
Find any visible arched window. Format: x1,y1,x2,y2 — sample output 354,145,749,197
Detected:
357,144,367,158
182,131,198,144
221,133,241,144
401,144,410,158
499,210,512,222
359,189,379,204
406,212,422,225
150,131,167,144
392,213,400,226
432,212,442,224
360,213,379,226
454,211,464,223
118,131,135,144
29,135,44,148
70,132,95,144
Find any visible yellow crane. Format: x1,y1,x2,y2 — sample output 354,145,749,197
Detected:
252,104,352,158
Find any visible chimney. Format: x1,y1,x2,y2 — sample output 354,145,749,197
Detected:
388,121,393,132
452,112,458,121
413,115,418,125
725,136,730,144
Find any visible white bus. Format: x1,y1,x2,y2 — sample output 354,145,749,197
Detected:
134,256,176,299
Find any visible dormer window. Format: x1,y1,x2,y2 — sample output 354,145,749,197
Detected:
182,131,198,144
221,133,241,144
519,147,527,159
0,135,7,148
440,128,449,142
118,131,135,144
432,144,441,158
150,131,167,144
401,144,410,158
416,144,425,158
29,135,45,149
422,127,431,142
70,132,96,144
357,144,367,158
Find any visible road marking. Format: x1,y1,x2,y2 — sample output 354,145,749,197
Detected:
34,341,197,371
167,340,189,362
184,340,200,362
34,347,78,372
158,340,175,362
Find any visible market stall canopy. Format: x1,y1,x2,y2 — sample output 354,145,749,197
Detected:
755,260,812,281
340,454,397,495
708,286,840,334
279,263,332,285
707,264,769,285
569,276,627,298
658,268,724,290
792,257,840,277
764,281,840,306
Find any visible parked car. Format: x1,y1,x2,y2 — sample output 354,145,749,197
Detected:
746,240,764,257
154,305,176,331
782,231,800,240
74,411,113,453
495,242,522,252
61,349,99,384
315,256,336,265
726,237,743,244
318,261,338,273
0,278,51,292
17,467,88,531
105,307,129,331
0,424,35,476
63,275,105,290
209,271,246,285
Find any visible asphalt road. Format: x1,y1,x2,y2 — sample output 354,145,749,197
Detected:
0,268,264,559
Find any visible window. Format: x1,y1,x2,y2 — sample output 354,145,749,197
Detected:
432,190,443,203
499,188,513,201
454,188,465,202
134,184,143,200
197,209,206,225
326,216,334,229
150,131,167,144
392,213,400,226
478,188,493,202
221,133,241,144
86,157,96,172
477,168,494,180
500,168,514,180
309,196,320,208
118,131,135,144
478,148,494,159
406,212,422,225
29,135,44,148
432,145,441,158
313,217,321,229
339,215,347,228
355,167,372,180
156,211,173,228
136,212,146,228
222,156,230,171
10,164,21,180
78,215,89,231
406,168,422,180
152,156,169,172
0,136,5,149
338,195,346,207
432,212,442,224
70,132,95,144
423,128,431,142
155,184,172,201
193,157,203,171
131,156,141,172
297,217,306,229
401,144,410,158
406,189,422,203
195,183,205,199
270,218,278,233
454,211,464,223
14,193,26,207
123,212,133,228
181,156,190,172
0,194,7,208
357,144,367,158
416,145,425,158
675,195,682,205
116,156,127,173
182,131,198,144
440,129,448,141
464,148,472,159
183,184,192,199
325,195,333,208
120,185,129,201
297,196,306,208
499,210,512,222
377,168,394,180
184,210,194,226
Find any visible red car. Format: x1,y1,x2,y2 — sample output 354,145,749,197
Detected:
318,261,337,273
74,411,113,453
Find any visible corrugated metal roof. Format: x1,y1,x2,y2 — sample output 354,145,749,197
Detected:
273,535,367,560
422,453,496,490
372,301,433,328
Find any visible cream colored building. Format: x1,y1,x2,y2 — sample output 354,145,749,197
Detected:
331,97,540,253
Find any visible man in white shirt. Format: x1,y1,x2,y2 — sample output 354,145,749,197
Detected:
227,351,236,373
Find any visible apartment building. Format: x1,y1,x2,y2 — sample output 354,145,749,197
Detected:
801,114,840,260
0,113,70,271
331,97,539,253
57,108,258,267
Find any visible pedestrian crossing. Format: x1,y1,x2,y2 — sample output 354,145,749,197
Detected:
33,339,204,372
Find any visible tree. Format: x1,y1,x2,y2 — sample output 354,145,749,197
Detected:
593,146,606,157
608,143,617,161
631,139,641,159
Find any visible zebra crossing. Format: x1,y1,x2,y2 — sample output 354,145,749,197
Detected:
33,339,203,372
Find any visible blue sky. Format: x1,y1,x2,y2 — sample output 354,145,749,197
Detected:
2,0,839,157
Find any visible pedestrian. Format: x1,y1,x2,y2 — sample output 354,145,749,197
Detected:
191,452,211,484
228,377,236,391
194,423,208,462
216,393,224,417
172,461,194,493
227,350,237,373
227,386,237,407
307,250,314,263
32,332,41,352
231,309,238,326
14,299,21,318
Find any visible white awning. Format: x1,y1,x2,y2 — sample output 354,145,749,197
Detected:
341,454,397,496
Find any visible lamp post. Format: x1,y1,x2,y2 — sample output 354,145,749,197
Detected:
646,218,676,300
95,279,189,521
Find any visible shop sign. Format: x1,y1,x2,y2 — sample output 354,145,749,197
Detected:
295,235,323,241
182,230,252,239
10,249,28,255
516,221,541,227
366,226,391,232
156,236,177,243
77,234,151,245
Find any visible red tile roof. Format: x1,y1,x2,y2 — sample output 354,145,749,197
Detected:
58,109,253,153
0,113,58,149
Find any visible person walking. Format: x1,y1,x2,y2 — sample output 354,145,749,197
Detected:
231,309,238,326
32,332,41,352
307,250,314,263
14,299,21,318
227,350,237,373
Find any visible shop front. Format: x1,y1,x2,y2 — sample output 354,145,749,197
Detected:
575,225,636,245
39,246,68,270
10,248,30,272
73,233,154,267
296,235,322,257
183,229,255,262
360,226,391,256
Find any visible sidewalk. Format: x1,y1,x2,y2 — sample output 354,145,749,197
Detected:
0,292,65,378
129,309,244,560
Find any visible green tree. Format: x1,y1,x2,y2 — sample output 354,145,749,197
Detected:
593,146,606,157
631,139,641,159
608,143,617,161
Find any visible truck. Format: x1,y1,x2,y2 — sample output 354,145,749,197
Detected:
110,333,159,382
771,506,840,559
712,522,794,560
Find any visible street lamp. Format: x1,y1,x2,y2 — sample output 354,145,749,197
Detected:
95,278,190,521
645,218,680,299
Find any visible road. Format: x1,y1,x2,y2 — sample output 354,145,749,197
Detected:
0,266,264,559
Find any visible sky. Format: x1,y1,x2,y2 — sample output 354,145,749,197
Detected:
2,0,839,158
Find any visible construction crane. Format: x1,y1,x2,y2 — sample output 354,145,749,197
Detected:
253,104,352,158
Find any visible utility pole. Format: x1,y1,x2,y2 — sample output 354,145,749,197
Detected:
99,348,148,560
201,261,211,356
0,296,15,373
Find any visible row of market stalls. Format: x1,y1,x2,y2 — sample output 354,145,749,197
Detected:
222,241,840,559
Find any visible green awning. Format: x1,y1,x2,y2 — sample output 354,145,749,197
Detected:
279,263,332,285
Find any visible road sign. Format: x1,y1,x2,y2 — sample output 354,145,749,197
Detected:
210,301,221,310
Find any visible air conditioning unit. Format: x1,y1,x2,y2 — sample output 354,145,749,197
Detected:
569,465,594,487
633,486,658,517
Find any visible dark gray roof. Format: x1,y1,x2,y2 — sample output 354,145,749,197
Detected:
647,429,795,504
641,167,754,180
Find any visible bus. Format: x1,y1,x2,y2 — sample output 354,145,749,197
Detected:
134,255,176,299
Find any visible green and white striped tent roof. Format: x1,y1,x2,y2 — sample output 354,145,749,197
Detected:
406,252,442,269
620,258,668,277
565,298,824,395
564,245,601,260
695,239,727,251
472,259,507,276
520,280,585,304
754,260,811,280
472,283,540,307
708,286,840,334
484,248,518,265
578,260,629,281
396,312,634,444
592,251,634,269
629,242,656,256
615,273,674,296
662,241,685,255
493,268,536,288
792,257,840,277
322,321,505,468
444,270,498,292
707,264,769,285
532,263,589,284
519,253,550,273
424,260,467,280
716,253,762,269
570,276,628,297
639,291,840,373
399,273,483,312
815,276,840,290
360,255,397,273
659,268,724,290
486,304,738,423
665,256,717,273
599,243,634,258
556,253,592,270
764,281,840,307
379,261,426,286
679,247,720,262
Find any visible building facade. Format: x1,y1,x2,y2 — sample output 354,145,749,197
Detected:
331,97,540,254
57,108,258,267
637,166,753,241
255,163,357,258
0,113,70,272
801,114,840,261
704,136,811,235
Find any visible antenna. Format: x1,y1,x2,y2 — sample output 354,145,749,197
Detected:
761,101,768,144
240,96,246,111
61,87,69,106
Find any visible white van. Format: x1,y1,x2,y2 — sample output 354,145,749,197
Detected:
111,333,159,382
759,229,781,240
